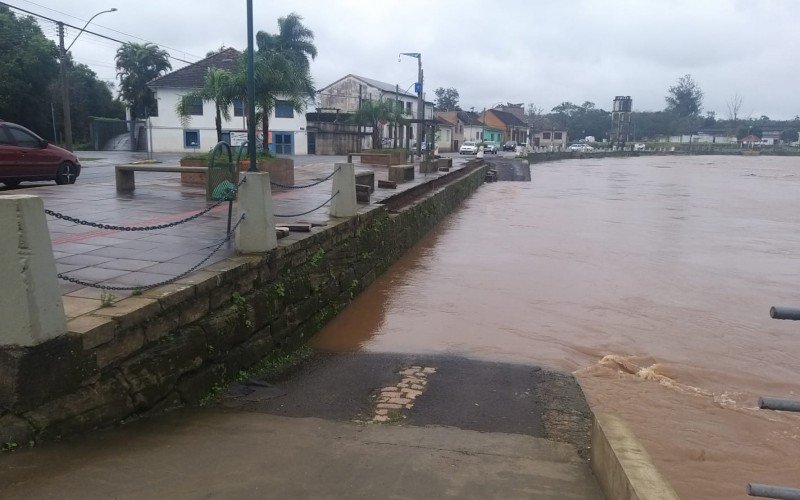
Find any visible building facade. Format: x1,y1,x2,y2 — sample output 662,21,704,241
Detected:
147,48,308,154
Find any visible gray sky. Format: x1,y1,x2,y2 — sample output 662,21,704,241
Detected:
12,0,800,119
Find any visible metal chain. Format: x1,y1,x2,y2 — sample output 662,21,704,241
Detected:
270,166,341,189
57,215,246,291
44,177,246,232
274,191,339,218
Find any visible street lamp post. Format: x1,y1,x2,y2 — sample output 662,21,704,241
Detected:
399,52,423,157
58,7,116,151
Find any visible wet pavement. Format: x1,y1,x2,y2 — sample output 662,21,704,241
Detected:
312,155,800,499
1,151,468,315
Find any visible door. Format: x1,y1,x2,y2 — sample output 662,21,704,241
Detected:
307,131,316,154
274,132,293,155
5,126,51,178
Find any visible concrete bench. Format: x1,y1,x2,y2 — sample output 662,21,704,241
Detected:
388,165,414,183
347,153,390,163
355,171,375,192
115,164,206,192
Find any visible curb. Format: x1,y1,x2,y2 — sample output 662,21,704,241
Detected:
590,412,680,500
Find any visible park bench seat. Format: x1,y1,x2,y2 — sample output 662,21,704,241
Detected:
115,164,207,192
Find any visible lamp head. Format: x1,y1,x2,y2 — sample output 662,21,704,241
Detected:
109,7,118,11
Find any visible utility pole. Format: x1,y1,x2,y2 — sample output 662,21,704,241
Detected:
57,22,73,151
400,52,423,157
246,0,257,171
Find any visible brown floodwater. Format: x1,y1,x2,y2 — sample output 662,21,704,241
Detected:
312,155,800,499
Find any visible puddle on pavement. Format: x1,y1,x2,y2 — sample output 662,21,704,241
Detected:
312,155,800,499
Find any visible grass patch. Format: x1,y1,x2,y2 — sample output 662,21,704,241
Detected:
198,344,315,407
247,345,315,382
77,157,102,161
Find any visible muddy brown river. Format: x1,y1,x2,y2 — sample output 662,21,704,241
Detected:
313,155,800,499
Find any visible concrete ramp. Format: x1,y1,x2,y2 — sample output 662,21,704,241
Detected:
0,411,602,499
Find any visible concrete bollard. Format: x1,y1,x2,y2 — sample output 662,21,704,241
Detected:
477,146,485,159
235,172,277,253
0,195,67,346
330,162,357,217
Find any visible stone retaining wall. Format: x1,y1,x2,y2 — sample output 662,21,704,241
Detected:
0,162,486,445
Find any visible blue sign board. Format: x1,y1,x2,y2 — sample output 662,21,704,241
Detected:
414,82,422,94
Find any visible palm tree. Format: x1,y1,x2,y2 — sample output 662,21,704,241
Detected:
176,68,236,142
247,13,316,152
352,99,394,150
115,42,171,119
269,13,317,70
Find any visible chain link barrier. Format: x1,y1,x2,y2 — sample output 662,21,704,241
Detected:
57,215,246,291
45,177,246,232
270,166,341,190
275,191,339,218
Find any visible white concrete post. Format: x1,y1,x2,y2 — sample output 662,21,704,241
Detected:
235,172,277,253
0,195,67,346
477,146,485,159
330,162,356,218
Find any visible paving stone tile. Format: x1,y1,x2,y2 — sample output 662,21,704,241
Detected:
66,287,133,301
97,259,160,272
52,242,105,254
60,266,130,282
57,254,115,266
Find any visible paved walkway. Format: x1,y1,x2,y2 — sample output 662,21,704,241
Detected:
1,152,469,319
0,354,602,499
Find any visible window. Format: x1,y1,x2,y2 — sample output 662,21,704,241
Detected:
554,132,563,140
8,127,41,147
406,102,412,114
0,126,14,145
543,132,551,139
185,97,203,115
233,99,244,117
275,100,294,118
184,129,200,148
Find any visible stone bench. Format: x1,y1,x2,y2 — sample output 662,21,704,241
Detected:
388,165,414,183
115,164,206,192
348,152,390,165
355,171,375,192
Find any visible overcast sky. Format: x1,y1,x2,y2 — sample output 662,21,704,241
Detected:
11,0,800,119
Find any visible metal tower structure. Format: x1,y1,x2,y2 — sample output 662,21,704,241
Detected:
611,96,632,147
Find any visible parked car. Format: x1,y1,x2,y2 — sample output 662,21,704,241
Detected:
0,120,81,187
568,143,595,152
459,141,478,154
502,140,517,151
482,141,500,154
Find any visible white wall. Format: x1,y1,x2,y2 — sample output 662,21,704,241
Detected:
149,88,308,154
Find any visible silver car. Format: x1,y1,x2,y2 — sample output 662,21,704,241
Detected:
459,141,478,154
483,142,500,154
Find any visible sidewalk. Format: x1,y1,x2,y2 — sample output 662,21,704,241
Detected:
3,154,469,318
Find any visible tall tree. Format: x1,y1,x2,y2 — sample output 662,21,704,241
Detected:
434,87,460,111
115,42,171,119
0,5,60,137
726,93,743,122
53,62,125,145
176,68,236,142
249,13,316,151
665,74,703,117
352,99,393,149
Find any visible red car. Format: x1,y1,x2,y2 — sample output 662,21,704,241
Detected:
0,120,81,187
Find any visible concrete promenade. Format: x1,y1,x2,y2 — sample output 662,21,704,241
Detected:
1,151,468,320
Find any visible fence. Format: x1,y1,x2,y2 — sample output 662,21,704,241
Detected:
746,305,800,499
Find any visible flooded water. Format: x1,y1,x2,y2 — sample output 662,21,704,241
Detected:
312,155,800,499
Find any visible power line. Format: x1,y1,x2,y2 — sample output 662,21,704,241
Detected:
0,1,196,64
17,0,202,60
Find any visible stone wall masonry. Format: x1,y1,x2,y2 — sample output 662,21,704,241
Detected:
0,162,487,446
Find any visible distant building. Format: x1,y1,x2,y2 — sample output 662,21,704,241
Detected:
530,117,568,150
316,74,434,149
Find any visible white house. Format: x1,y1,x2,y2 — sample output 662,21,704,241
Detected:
316,74,434,148
147,48,308,154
